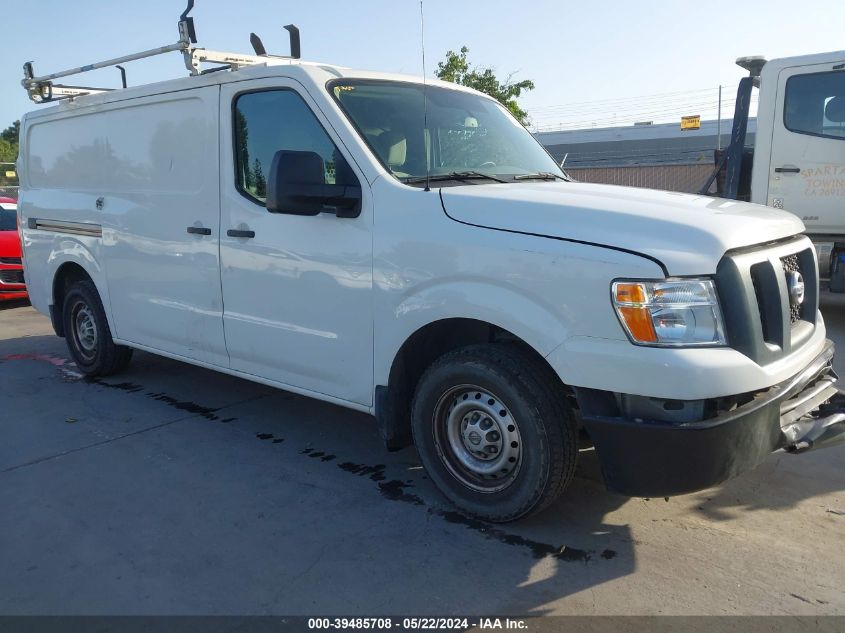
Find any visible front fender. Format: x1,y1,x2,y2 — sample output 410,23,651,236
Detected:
374,278,569,387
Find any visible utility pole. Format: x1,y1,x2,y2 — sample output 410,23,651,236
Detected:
716,85,722,150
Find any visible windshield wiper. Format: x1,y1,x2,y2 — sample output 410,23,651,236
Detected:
512,172,567,181
402,171,508,185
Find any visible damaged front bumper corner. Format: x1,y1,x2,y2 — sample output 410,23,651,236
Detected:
780,349,845,453
578,340,845,497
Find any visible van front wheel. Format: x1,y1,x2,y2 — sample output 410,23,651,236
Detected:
62,280,133,376
411,344,577,522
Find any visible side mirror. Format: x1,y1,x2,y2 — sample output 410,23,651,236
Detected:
266,150,362,218
825,96,845,123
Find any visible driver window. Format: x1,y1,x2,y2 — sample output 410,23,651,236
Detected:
233,89,357,205
784,71,845,140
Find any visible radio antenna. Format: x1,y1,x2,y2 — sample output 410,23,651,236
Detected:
419,0,431,192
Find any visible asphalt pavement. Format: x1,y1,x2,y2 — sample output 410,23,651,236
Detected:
1,297,843,615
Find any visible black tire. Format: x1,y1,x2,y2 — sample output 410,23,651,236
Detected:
411,344,577,522
62,279,133,376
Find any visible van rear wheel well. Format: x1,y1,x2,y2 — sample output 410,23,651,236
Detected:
51,263,94,338
377,318,566,450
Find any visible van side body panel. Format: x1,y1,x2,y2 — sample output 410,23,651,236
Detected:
23,87,228,366
18,117,116,332
99,88,227,365
217,77,375,406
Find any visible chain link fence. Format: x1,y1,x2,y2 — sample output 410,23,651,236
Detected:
0,163,19,198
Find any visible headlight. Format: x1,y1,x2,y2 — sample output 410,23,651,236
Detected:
611,279,726,347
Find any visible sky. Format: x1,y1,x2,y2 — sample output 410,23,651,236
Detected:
2,0,844,132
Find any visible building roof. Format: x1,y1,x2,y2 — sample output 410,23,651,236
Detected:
535,118,757,168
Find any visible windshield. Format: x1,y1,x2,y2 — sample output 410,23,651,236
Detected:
329,80,564,185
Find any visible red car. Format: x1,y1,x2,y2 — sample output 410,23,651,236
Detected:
0,197,26,301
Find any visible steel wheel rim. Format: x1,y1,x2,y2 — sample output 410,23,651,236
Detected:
432,384,522,493
72,300,98,361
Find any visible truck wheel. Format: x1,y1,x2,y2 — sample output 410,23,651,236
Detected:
411,344,577,522
62,280,133,376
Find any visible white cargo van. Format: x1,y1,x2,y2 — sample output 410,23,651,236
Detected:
16,8,845,521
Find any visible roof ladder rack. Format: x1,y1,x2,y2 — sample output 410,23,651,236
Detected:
21,0,300,104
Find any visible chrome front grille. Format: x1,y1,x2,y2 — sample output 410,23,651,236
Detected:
781,254,802,324
716,237,818,365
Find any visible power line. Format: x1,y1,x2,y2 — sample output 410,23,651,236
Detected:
532,98,759,131
528,85,736,111
532,100,731,123
529,87,738,115
526,83,756,132
531,95,758,121
533,102,722,119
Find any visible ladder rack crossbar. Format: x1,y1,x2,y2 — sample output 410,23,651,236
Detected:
23,40,190,88
21,2,302,104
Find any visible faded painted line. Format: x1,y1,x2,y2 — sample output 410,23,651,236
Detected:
0,354,270,472
2,389,267,473
1,353,84,380
2,416,189,473
0,353,252,423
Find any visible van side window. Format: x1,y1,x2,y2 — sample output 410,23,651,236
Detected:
233,90,356,204
784,71,845,140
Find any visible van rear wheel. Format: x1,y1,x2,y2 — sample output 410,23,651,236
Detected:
411,344,577,522
62,280,133,376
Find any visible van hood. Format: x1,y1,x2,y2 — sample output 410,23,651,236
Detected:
440,181,805,276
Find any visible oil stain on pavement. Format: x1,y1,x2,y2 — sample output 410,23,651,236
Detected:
257,432,617,564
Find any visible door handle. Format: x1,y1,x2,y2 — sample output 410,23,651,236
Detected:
774,166,801,173
227,229,256,238
186,226,212,235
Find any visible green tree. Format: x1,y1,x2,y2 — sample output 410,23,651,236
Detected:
253,158,266,198
435,47,535,126
0,139,16,163
1,121,20,145
235,111,253,190
0,121,20,162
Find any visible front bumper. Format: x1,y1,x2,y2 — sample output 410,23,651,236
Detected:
0,290,28,300
579,340,845,497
